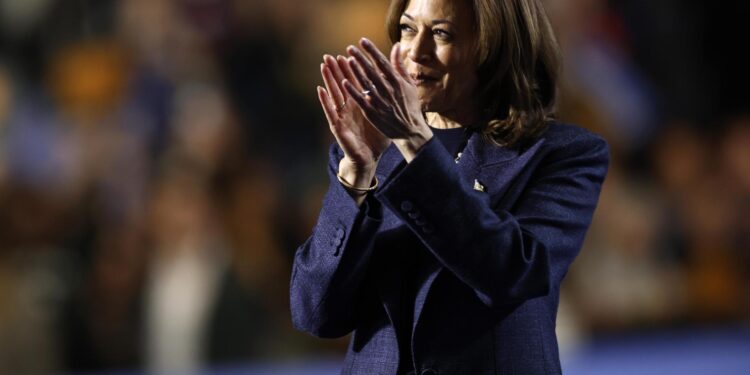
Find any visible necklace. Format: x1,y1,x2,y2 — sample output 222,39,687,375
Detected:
424,112,476,163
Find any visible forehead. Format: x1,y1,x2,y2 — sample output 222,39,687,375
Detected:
403,0,473,23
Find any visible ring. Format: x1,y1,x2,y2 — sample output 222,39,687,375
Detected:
336,101,346,111
362,90,371,96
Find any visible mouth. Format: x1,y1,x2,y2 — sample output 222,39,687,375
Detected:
410,72,439,85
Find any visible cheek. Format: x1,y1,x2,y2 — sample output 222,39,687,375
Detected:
439,49,477,94
444,66,477,99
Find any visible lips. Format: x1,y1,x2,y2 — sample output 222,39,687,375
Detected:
410,72,439,84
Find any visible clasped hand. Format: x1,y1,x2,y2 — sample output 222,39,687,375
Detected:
317,38,432,173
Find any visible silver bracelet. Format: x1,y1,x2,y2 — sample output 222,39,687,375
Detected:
336,173,378,193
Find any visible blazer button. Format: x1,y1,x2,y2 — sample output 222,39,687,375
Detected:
414,218,427,226
421,369,438,375
400,200,414,212
408,210,420,219
333,239,342,256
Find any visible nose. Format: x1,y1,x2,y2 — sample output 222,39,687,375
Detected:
406,30,433,64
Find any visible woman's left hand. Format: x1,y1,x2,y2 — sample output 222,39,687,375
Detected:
343,38,433,162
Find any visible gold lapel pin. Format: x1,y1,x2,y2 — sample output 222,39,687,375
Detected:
473,179,486,192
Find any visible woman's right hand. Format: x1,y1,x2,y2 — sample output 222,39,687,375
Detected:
317,54,391,186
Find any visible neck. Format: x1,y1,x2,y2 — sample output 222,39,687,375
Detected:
425,108,479,129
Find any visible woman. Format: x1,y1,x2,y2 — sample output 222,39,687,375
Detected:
291,0,609,373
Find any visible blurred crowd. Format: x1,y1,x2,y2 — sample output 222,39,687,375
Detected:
0,0,746,374
548,0,750,342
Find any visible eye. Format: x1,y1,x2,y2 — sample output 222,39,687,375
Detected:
432,28,453,40
399,23,416,34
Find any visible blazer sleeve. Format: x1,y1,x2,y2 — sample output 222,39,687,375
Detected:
375,132,609,309
290,143,384,338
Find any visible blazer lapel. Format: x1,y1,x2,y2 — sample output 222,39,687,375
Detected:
408,131,502,336
373,132,545,337
471,135,546,209
410,132,546,335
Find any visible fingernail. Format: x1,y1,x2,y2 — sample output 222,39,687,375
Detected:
361,37,370,45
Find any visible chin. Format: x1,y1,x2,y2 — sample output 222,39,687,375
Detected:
416,87,448,112
417,97,444,113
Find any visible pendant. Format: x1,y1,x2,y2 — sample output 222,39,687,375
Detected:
473,179,486,192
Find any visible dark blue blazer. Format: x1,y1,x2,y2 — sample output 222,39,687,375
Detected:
291,123,609,374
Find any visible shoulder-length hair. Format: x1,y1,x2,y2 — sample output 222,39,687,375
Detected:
386,0,561,147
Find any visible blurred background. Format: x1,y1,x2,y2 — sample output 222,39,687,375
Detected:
0,0,747,374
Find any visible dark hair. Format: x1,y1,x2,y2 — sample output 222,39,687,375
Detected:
386,0,561,147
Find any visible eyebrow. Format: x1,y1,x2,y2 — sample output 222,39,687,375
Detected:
402,13,456,27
